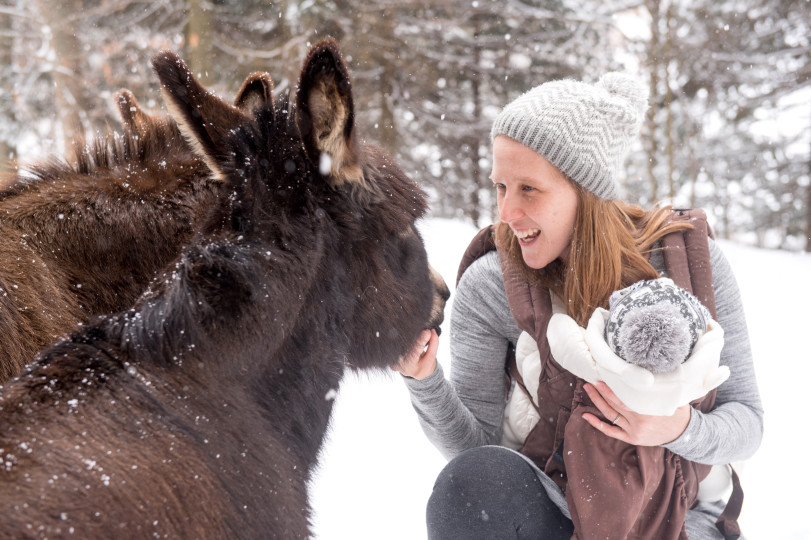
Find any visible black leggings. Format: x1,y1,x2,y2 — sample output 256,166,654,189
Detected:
426,446,574,540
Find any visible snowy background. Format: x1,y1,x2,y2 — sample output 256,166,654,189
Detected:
309,216,810,540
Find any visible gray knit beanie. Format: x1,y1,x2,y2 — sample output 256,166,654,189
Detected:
604,278,711,374
491,73,648,200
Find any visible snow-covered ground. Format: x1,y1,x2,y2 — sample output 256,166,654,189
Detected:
309,216,809,539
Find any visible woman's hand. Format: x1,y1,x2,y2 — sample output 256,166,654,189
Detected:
393,329,439,380
582,382,691,446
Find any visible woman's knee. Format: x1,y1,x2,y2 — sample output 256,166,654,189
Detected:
430,445,529,499
426,446,572,540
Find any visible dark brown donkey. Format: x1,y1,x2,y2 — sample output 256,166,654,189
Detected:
0,74,272,382
0,39,448,538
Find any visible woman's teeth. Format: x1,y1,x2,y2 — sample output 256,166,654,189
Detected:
515,228,540,243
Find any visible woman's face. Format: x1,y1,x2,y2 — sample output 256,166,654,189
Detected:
491,136,579,270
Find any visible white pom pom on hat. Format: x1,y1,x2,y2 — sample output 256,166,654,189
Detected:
604,277,711,374
615,302,694,373
598,72,649,136
491,72,648,200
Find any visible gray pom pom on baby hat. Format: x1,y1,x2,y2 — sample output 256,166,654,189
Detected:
490,72,648,200
604,277,711,373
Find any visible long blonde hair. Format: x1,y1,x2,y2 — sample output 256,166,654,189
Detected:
496,183,692,326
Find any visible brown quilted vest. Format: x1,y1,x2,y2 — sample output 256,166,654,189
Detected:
457,210,743,540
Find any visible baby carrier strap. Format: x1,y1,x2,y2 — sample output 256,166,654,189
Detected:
661,208,717,319
660,209,743,537
456,225,496,286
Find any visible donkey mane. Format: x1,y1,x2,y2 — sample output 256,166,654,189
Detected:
0,90,220,382
2,113,204,201
0,72,276,385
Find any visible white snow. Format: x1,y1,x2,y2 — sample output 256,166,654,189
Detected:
309,216,811,539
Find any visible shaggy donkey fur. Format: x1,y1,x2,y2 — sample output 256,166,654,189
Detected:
0,75,270,382
0,39,447,538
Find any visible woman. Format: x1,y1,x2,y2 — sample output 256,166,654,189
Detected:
397,73,763,539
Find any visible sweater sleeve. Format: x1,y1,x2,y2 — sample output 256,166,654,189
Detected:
663,238,764,463
402,251,520,460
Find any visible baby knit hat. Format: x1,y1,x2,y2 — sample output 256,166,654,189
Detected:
604,277,711,374
491,73,648,200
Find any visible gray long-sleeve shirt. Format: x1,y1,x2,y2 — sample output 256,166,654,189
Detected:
403,238,764,536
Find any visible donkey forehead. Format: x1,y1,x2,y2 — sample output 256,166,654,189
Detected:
226,104,427,230
364,147,427,201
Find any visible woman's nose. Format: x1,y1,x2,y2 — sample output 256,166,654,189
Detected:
498,191,523,223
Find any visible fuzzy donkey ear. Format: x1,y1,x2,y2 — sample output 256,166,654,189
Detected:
234,72,274,118
151,50,250,181
296,38,363,186
115,88,154,135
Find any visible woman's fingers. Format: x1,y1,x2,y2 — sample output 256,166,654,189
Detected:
581,411,631,443
424,328,440,358
393,329,438,380
582,382,633,442
583,382,624,420
589,382,630,414
582,381,692,446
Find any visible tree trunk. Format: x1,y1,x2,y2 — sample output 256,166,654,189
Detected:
688,132,697,210
39,0,88,148
665,1,675,201
185,0,214,86
0,7,14,173
468,19,483,227
806,136,811,252
377,10,396,153
645,0,661,203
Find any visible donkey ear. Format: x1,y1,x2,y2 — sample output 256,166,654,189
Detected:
151,50,249,180
234,72,274,118
115,89,154,134
296,38,363,185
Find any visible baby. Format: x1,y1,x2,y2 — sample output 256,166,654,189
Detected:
603,277,711,374
501,276,733,507
501,276,729,450
543,276,729,416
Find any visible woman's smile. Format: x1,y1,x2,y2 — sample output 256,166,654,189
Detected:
514,227,541,245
